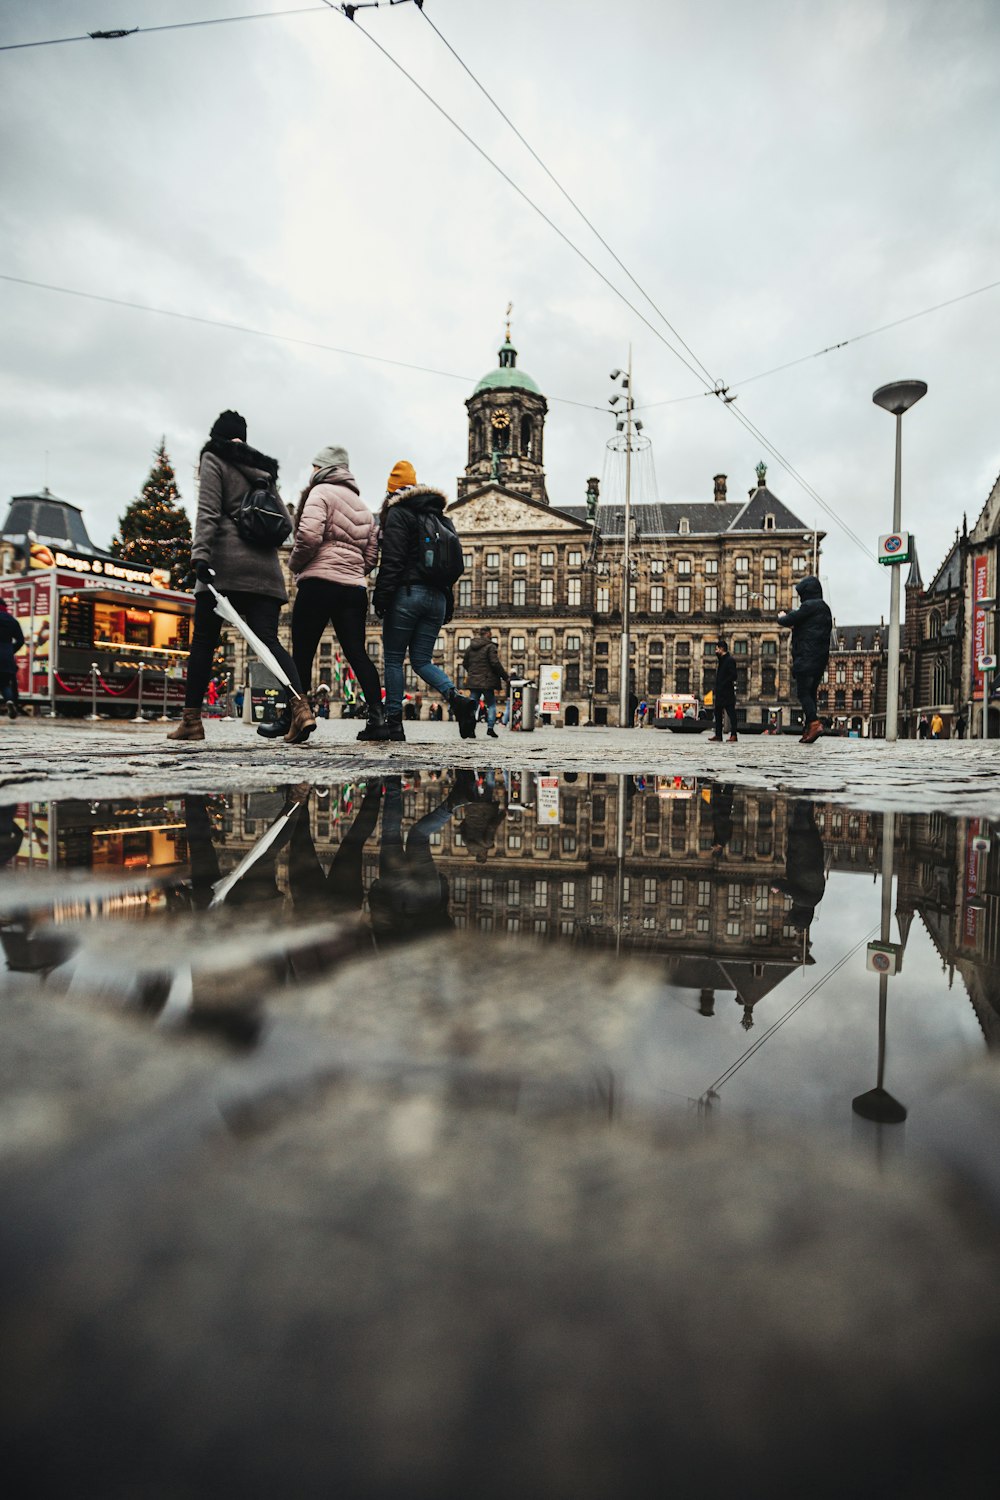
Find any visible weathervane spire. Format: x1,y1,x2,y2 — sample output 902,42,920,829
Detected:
505,301,513,343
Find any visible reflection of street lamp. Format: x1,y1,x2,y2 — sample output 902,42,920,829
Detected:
609,359,634,728
853,809,908,1127
872,380,927,742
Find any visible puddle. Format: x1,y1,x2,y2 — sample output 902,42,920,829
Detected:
1,773,997,1146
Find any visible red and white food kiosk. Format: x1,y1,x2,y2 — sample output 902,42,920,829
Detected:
1,543,194,716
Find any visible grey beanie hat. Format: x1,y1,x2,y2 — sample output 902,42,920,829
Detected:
312,444,349,469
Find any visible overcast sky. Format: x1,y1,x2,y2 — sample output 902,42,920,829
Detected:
1,0,998,619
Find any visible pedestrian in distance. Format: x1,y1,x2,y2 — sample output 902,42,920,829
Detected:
169,410,315,746
0,597,25,720
287,444,386,743
372,461,478,743
956,711,967,739
917,714,930,740
930,711,944,740
777,576,833,746
708,640,738,742
463,626,510,739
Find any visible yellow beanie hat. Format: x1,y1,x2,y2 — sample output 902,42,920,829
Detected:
387,460,416,494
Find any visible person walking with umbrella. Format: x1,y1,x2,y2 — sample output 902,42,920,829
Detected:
285,445,386,743
777,575,833,745
168,411,314,746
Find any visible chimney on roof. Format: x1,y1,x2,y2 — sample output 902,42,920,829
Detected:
586,476,599,521
713,474,727,504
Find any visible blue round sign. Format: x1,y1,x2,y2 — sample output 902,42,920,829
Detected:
885,535,902,554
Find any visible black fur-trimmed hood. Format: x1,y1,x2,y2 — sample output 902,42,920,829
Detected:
383,484,448,514
200,438,279,480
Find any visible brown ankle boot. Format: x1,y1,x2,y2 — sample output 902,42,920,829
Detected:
284,693,317,745
800,719,824,745
166,708,205,742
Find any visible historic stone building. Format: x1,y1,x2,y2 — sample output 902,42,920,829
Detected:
899,539,966,736
818,622,885,736
356,334,825,728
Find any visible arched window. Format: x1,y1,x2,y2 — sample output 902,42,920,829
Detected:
678,517,690,534
520,415,533,457
927,610,941,640
933,659,948,703
471,416,484,461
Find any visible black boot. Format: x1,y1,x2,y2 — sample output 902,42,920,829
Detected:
385,714,405,743
356,702,389,742
449,690,478,739
486,725,498,739
256,702,292,739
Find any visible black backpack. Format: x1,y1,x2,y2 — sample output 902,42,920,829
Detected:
233,482,293,550
414,509,465,589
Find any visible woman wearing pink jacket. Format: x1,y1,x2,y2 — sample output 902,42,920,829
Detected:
286,444,386,743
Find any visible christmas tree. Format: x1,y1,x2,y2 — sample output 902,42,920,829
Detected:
110,440,193,589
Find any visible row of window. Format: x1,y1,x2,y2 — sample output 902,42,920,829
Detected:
467,551,811,575
447,875,789,909
594,582,783,613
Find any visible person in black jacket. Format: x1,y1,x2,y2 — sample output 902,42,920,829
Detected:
372,461,478,743
772,799,826,931
0,599,25,719
777,575,833,745
709,640,738,742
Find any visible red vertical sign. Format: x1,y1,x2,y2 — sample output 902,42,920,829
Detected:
962,818,983,950
972,554,989,700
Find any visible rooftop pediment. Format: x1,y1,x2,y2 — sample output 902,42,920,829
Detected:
448,487,591,535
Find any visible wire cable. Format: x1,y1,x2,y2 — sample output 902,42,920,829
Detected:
0,271,607,410
639,277,1000,410
340,9,713,392
707,924,880,1096
417,4,719,390
0,5,332,52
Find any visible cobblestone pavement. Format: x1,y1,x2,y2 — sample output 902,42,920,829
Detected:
1,714,998,813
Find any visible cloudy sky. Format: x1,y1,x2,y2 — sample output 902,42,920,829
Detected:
1,0,997,619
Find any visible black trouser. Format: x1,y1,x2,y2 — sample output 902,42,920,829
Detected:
795,671,821,725
288,783,382,916
714,693,738,737
291,578,382,709
185,589,301,709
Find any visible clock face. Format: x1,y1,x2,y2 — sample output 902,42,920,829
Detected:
491,408,511,430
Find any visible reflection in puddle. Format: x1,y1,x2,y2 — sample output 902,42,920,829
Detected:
1,774,997,1136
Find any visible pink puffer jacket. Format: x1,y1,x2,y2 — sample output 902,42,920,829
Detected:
288,468,379,588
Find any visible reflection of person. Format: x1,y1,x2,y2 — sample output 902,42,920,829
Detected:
288,781,382,918
0,805,24,866
0,598,25,719
709,782,735,855
774,800,826,931
455,771,506,864
169,410,313,747
367,775,456,942
709,640,738,743
463,627,510,740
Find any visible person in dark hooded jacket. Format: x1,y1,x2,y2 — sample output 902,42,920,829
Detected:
777,575,833,745
372,461,478,742
773,800,826,931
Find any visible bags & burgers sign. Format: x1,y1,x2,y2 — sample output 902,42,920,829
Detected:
29,542,169,590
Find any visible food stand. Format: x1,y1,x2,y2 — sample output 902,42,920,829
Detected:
1,544,194,716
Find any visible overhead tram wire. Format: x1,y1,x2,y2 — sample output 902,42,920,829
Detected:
336,8,712,393
637,276,1000,410
342,6,879,566
0,5,334,52
0,271,607,412
416,3,718,390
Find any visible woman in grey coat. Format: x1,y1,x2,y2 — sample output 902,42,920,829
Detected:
168,410,315,745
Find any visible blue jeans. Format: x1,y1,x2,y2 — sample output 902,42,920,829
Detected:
382,585,455,718
480,686,498,729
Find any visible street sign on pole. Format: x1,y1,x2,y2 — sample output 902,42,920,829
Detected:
878,531,911,565
866,941,901,976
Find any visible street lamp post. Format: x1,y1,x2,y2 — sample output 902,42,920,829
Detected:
872,380,927,742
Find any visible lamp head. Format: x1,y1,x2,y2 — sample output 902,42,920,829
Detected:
609,369,621,381
872,380,928,415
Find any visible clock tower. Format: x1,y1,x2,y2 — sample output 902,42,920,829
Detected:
457,320,549,506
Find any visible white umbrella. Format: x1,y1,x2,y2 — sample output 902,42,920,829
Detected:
209,792,309,908
209,582,295,692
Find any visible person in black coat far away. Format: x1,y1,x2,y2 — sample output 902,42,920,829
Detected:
709,640,738,742
777,575,833,745
0,598,25,719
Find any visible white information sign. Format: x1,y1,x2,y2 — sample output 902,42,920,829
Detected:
877,532,911,565
536,775,561,825
538,664,563,714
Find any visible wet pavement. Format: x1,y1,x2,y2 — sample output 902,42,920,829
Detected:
2,761,1000,1496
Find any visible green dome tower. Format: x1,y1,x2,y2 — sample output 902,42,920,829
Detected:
458,316,549,506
